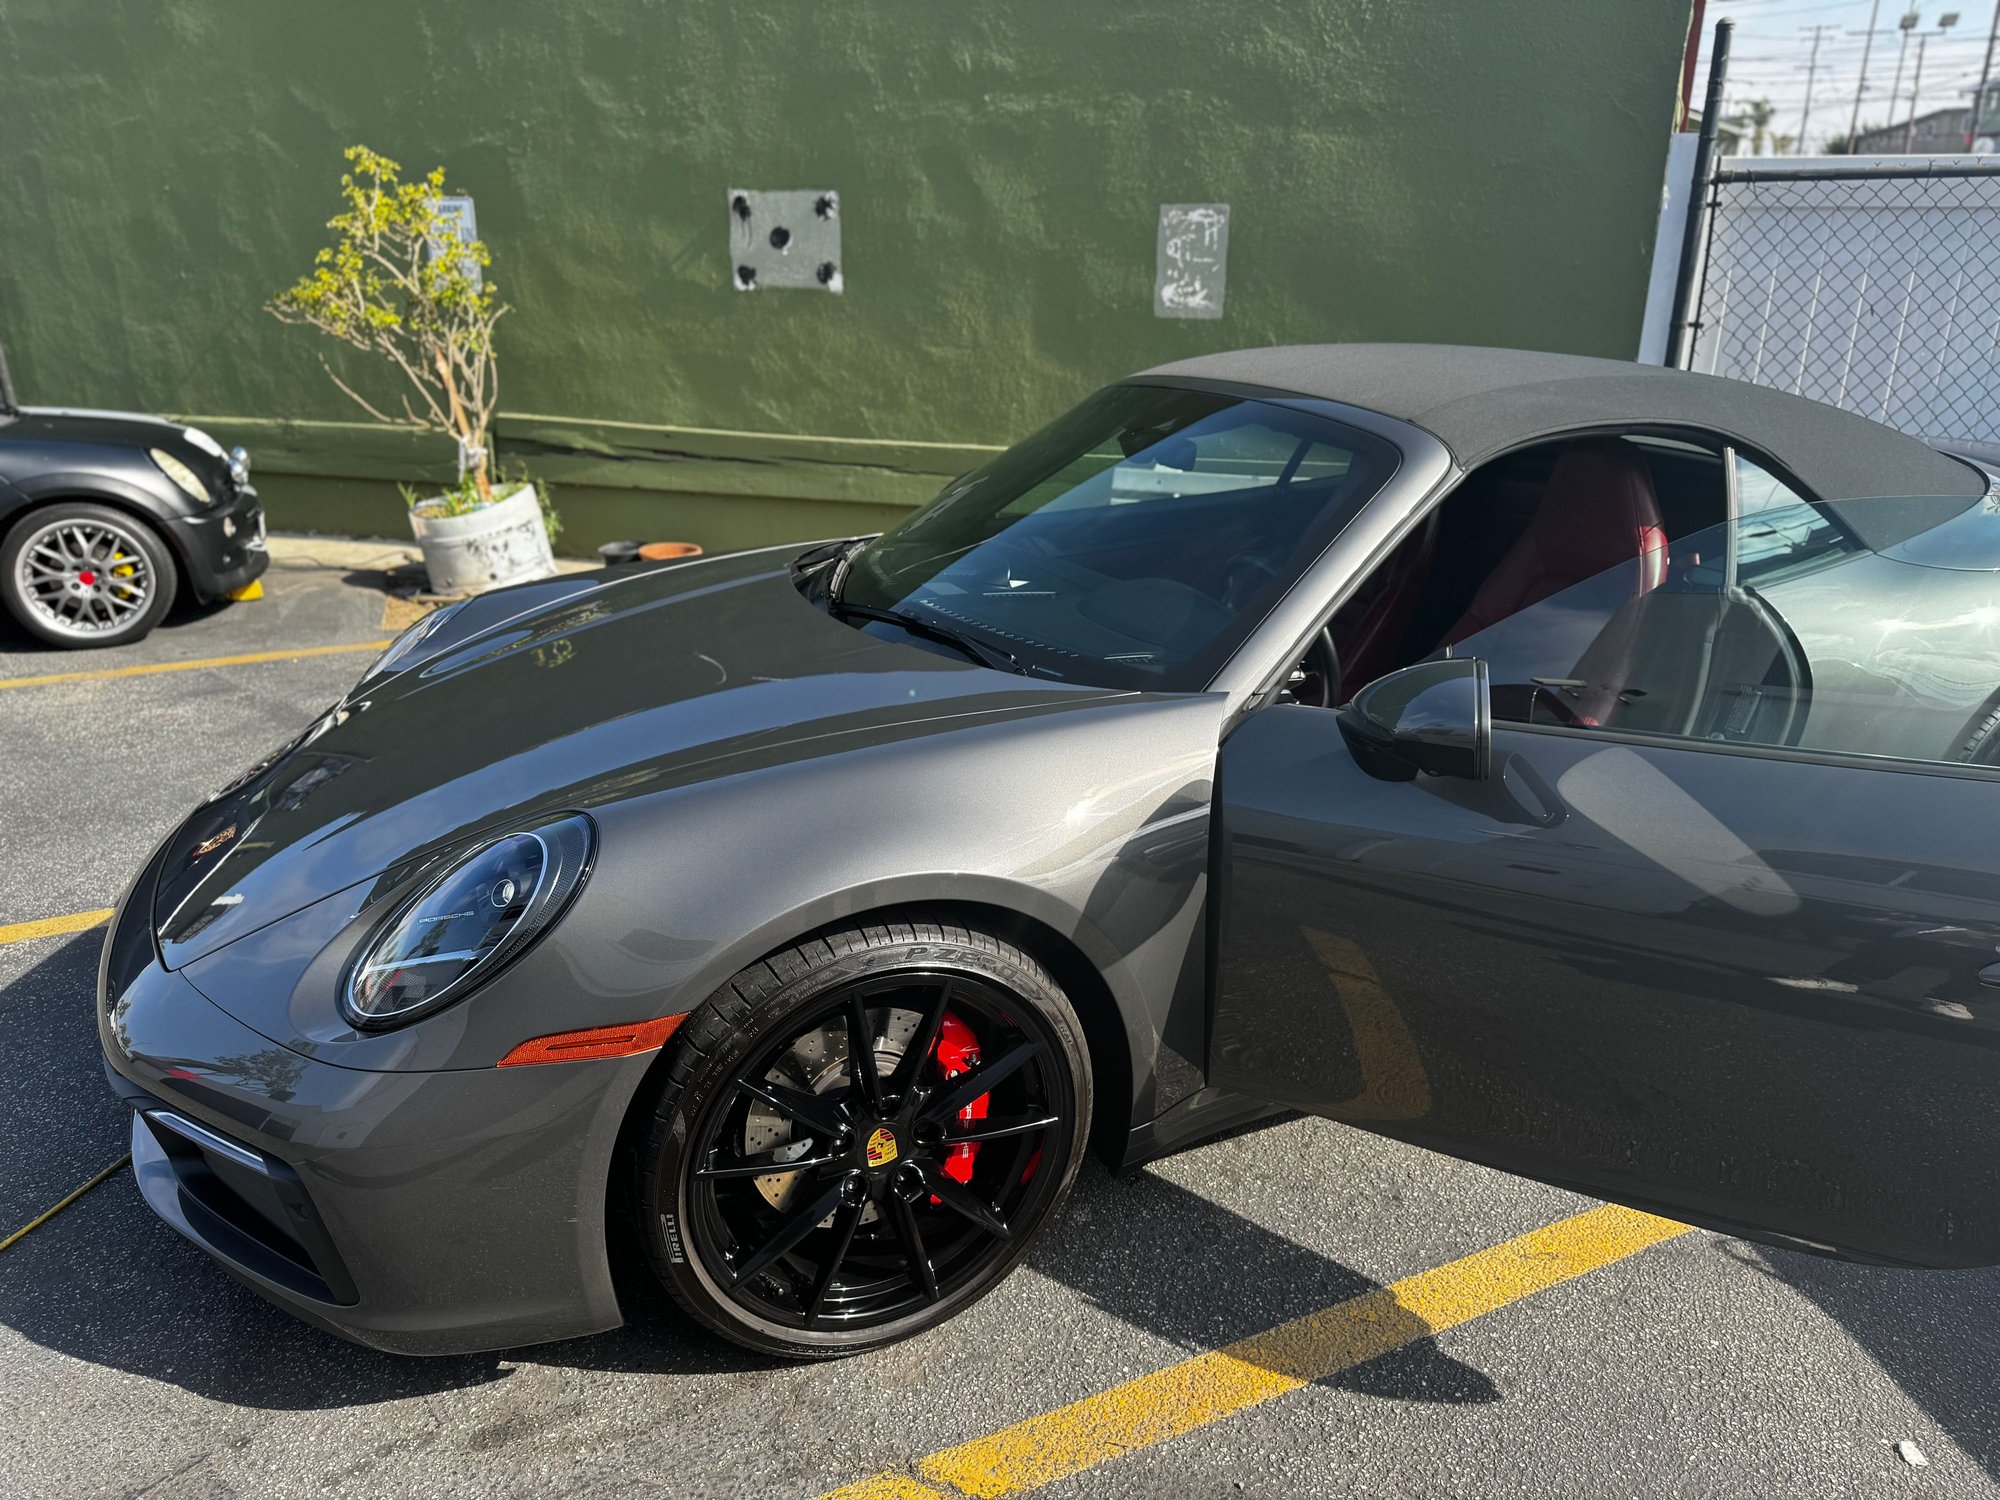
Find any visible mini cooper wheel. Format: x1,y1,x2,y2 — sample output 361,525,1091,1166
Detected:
1,502,177,648
637,921,1092,1358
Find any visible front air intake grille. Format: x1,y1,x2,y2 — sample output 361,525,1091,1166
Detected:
139,1110,358,1306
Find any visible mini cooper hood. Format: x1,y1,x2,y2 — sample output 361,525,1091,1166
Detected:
149,547,1130,966
6,406,204,451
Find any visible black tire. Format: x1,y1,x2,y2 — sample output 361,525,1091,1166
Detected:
1,501,178,649
636,919,1093,1359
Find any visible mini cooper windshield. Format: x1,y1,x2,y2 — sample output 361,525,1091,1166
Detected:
835,385,1399,690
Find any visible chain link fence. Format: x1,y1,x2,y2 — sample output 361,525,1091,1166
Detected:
1682,159,2000,446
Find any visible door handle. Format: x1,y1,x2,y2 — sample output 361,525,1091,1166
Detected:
1978,962,2000,988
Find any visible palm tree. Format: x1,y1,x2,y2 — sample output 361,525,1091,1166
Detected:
1736,98,1778,155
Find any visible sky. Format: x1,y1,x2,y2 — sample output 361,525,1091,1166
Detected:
1689,0,2000,152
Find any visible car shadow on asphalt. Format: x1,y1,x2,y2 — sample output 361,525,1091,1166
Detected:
13,928,1472,1411
0,932,779,1409
0,593,236,659
1731,1240,2000,1485
1027,1154,1502,1406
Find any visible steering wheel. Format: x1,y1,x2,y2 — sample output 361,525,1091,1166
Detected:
1224,550,1282,612
1281,626,1343,709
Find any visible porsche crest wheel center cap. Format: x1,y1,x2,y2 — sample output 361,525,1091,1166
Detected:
863,1124,899,1169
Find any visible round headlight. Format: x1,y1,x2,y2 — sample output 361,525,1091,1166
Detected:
344,813,595,1028
149,448,212,506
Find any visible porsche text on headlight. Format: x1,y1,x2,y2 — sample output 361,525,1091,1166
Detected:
148,447,212,506
344,813,595,1028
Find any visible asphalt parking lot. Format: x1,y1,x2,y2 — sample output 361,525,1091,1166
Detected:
2,544,1997,1500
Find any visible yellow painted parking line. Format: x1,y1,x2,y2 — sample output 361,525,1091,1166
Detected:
0,638,389,692
0,1156,130,1254
822,1204,1691,1500
0,907,114,946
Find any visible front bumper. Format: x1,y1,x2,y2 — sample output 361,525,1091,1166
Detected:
96,860,654,1355
162,481,269,603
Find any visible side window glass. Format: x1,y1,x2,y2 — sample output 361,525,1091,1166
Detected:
1732,455,1853,584
1437,439,2000,769
1453,515,1773,740
1420,435,1750,736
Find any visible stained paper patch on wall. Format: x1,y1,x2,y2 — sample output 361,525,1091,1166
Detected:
1155,203,1229,319
728,189,842,292
433,195,481,289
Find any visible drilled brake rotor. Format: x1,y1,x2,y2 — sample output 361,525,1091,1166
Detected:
743,1006,922,1221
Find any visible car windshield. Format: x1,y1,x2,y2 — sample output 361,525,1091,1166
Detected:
833,384,1399,690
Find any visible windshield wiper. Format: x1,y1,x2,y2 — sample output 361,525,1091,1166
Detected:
827,536,870,598
827,599,1021,674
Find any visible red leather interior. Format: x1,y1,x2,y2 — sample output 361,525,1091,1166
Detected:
1443,437,1668,648
1333,511,1440,694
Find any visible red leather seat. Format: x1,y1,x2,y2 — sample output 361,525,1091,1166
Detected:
1443,437,1668,650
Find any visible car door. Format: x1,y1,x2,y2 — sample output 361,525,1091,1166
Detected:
1210,470,2000,1268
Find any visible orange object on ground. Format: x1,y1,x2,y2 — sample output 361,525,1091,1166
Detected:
496,1013,687,1067
637,542,703,561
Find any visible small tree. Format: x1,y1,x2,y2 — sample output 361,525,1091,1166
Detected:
269,146,505,501
1738,98,1776,156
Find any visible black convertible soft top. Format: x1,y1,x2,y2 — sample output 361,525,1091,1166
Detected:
1139,343,1986,502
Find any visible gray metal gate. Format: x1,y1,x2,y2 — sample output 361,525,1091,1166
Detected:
1680,158,2000,446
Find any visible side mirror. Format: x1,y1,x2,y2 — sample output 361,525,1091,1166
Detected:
1337,658,1492,782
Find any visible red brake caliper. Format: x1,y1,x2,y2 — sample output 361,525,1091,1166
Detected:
931,1010,987,1199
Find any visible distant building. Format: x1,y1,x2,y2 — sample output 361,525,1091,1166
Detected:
1855,106,1971,154
1851,81,2000,154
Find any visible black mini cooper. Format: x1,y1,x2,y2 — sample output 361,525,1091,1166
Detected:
0,345,267,649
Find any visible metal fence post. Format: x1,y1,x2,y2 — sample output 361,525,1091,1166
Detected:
1669,19,1733,369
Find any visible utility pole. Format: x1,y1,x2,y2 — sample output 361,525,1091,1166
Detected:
1890,10,1921,152
1800,24,1834,151
1848,0,1886,151
1968,2,2000,149
1905,35,1929,149
1905,13,1960,152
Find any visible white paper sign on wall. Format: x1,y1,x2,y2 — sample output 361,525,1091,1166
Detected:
433,195,481,289
1155,203,1229,319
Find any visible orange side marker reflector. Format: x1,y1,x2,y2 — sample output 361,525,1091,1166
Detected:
496,1013,687,1068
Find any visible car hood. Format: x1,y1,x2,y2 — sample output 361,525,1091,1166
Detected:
5,405,208,453
149,546,1133,967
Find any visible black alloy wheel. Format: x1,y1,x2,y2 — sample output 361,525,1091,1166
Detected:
637,921,1092,1358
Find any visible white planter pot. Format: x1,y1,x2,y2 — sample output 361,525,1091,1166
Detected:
408,483,556,596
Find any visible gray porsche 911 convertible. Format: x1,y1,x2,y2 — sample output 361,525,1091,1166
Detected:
100,345,2000,1359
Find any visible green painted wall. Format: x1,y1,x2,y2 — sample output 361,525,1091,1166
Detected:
0,1,1693,552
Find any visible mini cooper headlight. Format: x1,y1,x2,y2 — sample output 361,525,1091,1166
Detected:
343,813,595,1028
149,448,212,506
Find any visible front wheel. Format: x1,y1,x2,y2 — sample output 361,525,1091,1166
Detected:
636,921,1093,1358
1,502,178,648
